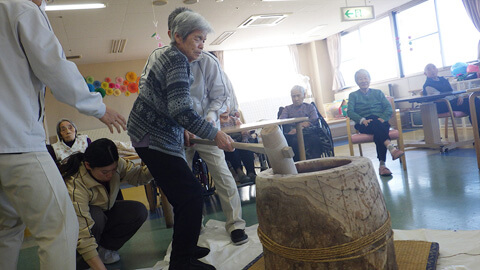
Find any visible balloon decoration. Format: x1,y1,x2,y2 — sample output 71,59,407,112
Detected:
86,76,94,84
95,87,106,97
93,80,101,88
126,72,137,82
128,82,138,93
87,83,95,92
84,71,140,98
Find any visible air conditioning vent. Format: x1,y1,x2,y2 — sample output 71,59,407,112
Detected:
238,14,288,28
210,31,235,45
110,39,127,54
66,55,82,60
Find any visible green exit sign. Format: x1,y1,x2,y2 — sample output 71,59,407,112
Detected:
341,6,375,21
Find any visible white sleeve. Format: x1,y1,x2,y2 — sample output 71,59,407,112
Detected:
17,8,105,118
203,55,229,121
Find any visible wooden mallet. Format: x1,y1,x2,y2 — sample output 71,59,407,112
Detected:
190,124,298,174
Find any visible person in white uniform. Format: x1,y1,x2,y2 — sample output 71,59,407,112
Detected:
139,7,248,245
0,1,126,269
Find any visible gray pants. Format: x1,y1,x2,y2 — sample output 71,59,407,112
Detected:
185,144,246,233
0,152,78,270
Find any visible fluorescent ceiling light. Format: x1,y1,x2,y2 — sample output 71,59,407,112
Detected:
210,31,235,45
304,25,327,36
46,3,106,11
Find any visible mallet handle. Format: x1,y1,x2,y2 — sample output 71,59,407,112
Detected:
190,138,266,154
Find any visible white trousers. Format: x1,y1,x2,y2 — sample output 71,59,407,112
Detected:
185,144,246,233
0,152,78,270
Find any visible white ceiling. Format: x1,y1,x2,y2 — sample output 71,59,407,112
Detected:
45,0,413,65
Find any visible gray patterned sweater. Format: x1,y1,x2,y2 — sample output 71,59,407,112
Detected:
127,45,218,158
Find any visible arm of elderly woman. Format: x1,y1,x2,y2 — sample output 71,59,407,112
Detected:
165,54,234,152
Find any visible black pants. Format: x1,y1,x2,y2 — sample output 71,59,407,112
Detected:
135,147,204,265
285,133,323,162
436,97,480,129
224,149,256,175
355,116,391,162
76,200,147,268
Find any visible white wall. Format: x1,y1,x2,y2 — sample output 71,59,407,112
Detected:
45,59,146,139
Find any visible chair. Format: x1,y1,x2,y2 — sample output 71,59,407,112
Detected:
345,96,407,170
277,103,334,160
434,98,469,142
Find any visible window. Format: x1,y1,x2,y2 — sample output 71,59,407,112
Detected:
340,0,480,84
436,0,480,66
396,0,442,75
340,16,397,86
223,46,301,123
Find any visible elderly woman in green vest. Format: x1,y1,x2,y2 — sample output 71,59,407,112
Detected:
347,69,404,176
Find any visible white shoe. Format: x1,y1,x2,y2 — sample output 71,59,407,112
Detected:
98,246,120,264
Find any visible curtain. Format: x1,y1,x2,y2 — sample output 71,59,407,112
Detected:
462,0,480,59
288,45,313,99
210,50,224,69
326,33,345,90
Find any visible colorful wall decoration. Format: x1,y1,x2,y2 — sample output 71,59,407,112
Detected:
85,71,139,98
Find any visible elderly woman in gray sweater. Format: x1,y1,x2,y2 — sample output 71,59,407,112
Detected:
127,10,233,270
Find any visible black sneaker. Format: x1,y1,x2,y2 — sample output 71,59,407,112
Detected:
193,246,210,259
230,229,249,245
169,258,216,270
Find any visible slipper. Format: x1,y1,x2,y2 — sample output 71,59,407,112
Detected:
391,148,404,160
379,166,392,176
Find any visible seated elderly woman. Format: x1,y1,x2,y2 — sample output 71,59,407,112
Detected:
347,69,404,176
423,63,480,132
61,138,153,270
47,118,91,164
278,85,323,161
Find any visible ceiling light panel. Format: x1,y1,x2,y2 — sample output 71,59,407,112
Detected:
238,14,289,28
210,31,235,45
45,3,106,11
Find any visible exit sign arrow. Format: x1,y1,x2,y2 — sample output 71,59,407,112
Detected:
341,6,375,21
345,10,354,18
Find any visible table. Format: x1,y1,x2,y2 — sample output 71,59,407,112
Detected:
395,90,471,152
221,117,309,160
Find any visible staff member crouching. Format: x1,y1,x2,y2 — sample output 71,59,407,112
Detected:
61,138,153,270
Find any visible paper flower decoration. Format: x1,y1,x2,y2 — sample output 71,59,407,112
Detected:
87,83,95,92
93,80,101,88
113,88,121,96
115,77,124,84
95,88,106,98
105,77,111,83
136,76,140,84
115,83,120,89
86,76,94,84
126,71,137,82
101,82,109,89
109,83,115,89
128,82,138,93
125,91,131,97
123,80,129,86
106,88,114,96
120,85,127,93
